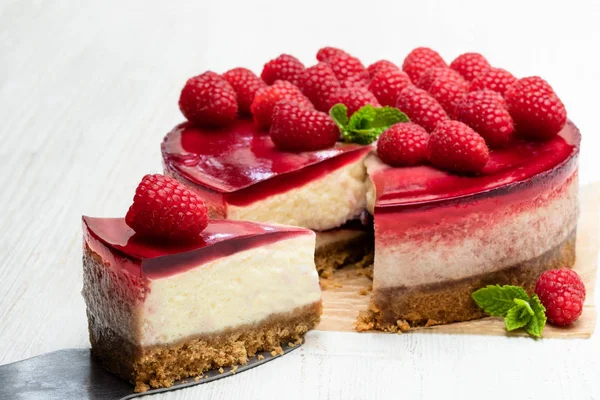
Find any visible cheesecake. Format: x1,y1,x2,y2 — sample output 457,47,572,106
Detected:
162,119,373,273
363,122,580,330
82,216,321,391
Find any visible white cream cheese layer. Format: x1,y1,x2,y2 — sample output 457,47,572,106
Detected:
139,233,321,346
227,156,368,231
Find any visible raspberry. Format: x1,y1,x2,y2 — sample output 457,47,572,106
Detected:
326,53,367,82
377,123,429,166
250,80,313,129
260,54,305,86
504,76,567,140
469,67,517,96
402,47,447,83
341,71,371,89
368,69,412,107
535,269,586,326
270,100,339,151
125,174,208,241
298,63,341,112
316,46,349,62
328,87,380,116
428,77,469,116
178,71,238,127
367,60,399,78
396,86,449,132
222,67,267,115
417,67,466,91
428,120,490,173
449,52,491,82
454,90,514,148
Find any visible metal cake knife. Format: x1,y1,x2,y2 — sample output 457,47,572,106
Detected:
0,341,302,400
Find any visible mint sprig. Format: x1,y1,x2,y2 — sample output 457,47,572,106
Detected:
329,104,409,145
472,285,547,338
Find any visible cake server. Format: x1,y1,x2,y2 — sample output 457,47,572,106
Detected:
0,341,302,400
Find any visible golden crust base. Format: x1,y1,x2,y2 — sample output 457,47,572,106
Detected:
357,231,576,332
89,301,322,392
315,234,373,278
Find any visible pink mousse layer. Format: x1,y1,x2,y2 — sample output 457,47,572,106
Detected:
83,217,308,279
161,119,370,209
370,121,580,215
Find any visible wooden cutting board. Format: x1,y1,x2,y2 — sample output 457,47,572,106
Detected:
318,183,599,338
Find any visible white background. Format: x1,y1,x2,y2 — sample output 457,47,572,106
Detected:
1,0,599,399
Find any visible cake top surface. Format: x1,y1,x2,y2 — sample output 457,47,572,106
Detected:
83,216,309,278
368,121,580,210
161,119,368,194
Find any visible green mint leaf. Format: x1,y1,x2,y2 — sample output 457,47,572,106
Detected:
524,294,547,338
329,104,349,131
472,285,530,317
337,104,408,145
504,305,532,331
372,106,409,128
347,104,377,132
513,298,535,316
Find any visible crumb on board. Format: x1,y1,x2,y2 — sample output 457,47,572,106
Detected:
218,367,224,374
257,354,265,360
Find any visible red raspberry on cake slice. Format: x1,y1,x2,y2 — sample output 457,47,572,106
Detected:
298,63,341,112
270,100,339,151
125,174,209,241
469,67,517,96
367,60,400,78
251,80,313,129
449,52,491,81
316,46,349,62
368,69,412,107
396,85,449,132
341,71,371,89
179,71,238,127
223,67,267,115
454,90,515,148
428,76,469,117
402,47,447,83
377,123,429,166
417,67,466,91
504,76,567,140
428,120,490,173
261,54,306,87
328,87,380,116
326,53,367,82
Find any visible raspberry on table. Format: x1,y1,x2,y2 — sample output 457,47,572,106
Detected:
377,123,429,166
396,85,449,132
454,90,515,148
261,54,305,87
428,120,490,173
178,71,238,127
270,100,339,151
449,52,491,81
223,67,267,115
469,67,517,96
328,87,380,116
402,47,447,83
535,269,586,326
504,76,567,140
368,69,412,107
251,80,313,129
125,174,208,241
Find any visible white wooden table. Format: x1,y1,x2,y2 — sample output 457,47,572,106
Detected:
1,1,599,399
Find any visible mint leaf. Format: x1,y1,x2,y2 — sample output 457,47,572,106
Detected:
372,106,410,128
472,285,530,317
329,104,349,131
513,298,534,316
524,294,547,338
505,305,532,331
331,104,409,145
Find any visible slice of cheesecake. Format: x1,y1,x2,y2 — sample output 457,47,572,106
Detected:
82,216,321,392
161,119,373,272
363,122,580,330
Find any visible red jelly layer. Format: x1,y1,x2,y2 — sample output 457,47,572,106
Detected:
370,122,580,212
161,119,370,206
83,217,308,279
